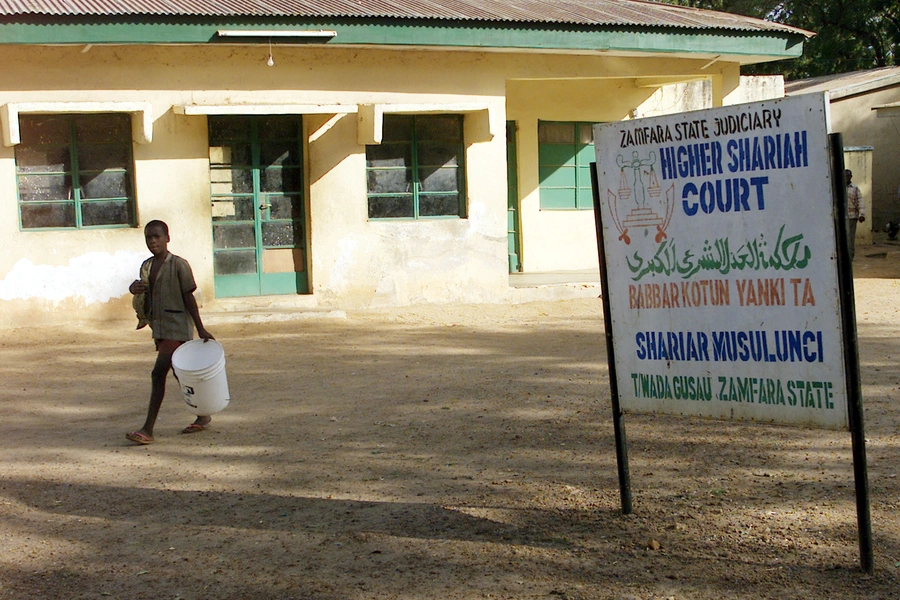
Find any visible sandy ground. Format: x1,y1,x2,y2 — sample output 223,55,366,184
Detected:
1,246,900,600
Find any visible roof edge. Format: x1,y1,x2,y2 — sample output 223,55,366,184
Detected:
785,67,900,99
0,17,808,64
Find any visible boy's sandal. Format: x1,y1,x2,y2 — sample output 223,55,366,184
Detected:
126,431,154,445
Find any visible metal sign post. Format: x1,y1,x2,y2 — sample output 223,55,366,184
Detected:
591,165,632,515
829,132,873,573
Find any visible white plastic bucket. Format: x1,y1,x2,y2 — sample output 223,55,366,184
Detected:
171,340,230,415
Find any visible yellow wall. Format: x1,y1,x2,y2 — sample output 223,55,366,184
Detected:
0,44,764,325
508,78,657,272
506,67,781,273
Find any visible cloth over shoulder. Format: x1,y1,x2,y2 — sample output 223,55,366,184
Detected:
132,260,151,330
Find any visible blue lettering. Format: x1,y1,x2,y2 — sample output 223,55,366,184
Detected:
682,182,699,216
660,146,677,180
787,330,802,361
764,136,777,170
724,132,809,173
794,130,808,167
717,179,732,212
726,139,739,173
699,181,716,214
737,331,750,361
680,177,766,216
677,146,689,178
803,330,817,362
750,176,768,209
751,137,764,171
733,178,750,211
711,141,723,175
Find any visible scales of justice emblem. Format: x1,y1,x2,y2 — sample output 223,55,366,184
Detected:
609,150,676,245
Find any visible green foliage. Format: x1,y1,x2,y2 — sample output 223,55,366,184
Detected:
661,0,899,79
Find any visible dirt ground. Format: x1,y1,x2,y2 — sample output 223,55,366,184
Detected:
2,246,900,600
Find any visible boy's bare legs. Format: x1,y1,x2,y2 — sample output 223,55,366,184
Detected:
127,340,210,443
126,341,178,443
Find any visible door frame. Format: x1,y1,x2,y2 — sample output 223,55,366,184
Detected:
208,114,309,298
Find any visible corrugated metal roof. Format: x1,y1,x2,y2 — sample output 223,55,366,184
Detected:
785,67,900,99
0,0,812,36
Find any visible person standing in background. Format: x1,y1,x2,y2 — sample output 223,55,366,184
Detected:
846,169,865,261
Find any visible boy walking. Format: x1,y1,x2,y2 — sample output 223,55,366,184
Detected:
126,220,214,445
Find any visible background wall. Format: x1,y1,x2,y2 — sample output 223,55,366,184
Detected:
844,147,874,248
830,85,900,230
506,72,785,273
0,44,513,324
0,44,784,326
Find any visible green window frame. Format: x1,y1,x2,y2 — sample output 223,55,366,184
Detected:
366,114,466,219
15,113,136,230
538,121,597,210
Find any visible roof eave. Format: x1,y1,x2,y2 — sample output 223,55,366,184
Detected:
0,17,807,64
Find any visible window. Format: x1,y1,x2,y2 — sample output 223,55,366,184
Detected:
366,114,466,219
15,114,135,229
538,121,597,210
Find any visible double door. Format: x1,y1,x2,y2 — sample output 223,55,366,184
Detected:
209,116,307,297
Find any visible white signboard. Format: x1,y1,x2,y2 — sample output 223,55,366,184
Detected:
593,93,848,430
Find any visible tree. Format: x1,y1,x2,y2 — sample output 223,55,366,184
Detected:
662,0,899,79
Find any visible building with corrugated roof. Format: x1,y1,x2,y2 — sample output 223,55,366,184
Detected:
785,67,900,244
0,0,810,325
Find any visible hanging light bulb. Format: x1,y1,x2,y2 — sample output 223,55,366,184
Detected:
267,39,274,67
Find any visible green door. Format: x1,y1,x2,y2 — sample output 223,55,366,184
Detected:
209,116,308,298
